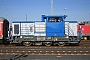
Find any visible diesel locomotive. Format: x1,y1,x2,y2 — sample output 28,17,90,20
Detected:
9,15,81,46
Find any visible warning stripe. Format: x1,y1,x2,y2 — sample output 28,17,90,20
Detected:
0,22,3,23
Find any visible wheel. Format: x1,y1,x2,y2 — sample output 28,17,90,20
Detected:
45,42,52,46
58,42,65,46
23,42,32,46
76,43,79,46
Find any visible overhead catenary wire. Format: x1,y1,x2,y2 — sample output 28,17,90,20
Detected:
1,0,14,20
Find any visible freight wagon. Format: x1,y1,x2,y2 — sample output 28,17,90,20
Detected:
0,17,9,43
78,23,90,40
10,15,81,46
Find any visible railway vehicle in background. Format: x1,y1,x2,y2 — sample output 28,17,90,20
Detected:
10,15,81,46
78,22,90,40
0,17,9,43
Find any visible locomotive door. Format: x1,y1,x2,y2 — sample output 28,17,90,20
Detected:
12,23,20,36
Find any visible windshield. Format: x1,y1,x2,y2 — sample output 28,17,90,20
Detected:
48,17,62,22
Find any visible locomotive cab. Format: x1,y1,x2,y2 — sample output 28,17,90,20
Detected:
42,15,67,37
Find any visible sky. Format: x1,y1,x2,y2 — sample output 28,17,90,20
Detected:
0,0,90,23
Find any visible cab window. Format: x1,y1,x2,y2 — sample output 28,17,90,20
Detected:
48,17,62,22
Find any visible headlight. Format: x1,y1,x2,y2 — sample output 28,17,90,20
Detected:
20,36,22,38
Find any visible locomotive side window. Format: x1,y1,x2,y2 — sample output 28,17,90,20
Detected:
14,25,19,34
48,17,62,22
30,25,33,33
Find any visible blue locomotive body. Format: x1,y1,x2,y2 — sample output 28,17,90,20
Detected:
42,15,66,37
45,16,65,37
10,15,80,46
46,22,65,36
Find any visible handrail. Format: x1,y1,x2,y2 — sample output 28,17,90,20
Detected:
65,24,74,41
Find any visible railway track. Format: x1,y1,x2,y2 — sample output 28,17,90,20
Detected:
0,46,90,55
0,40,90,55
0,40,90,60
0,50,90,55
